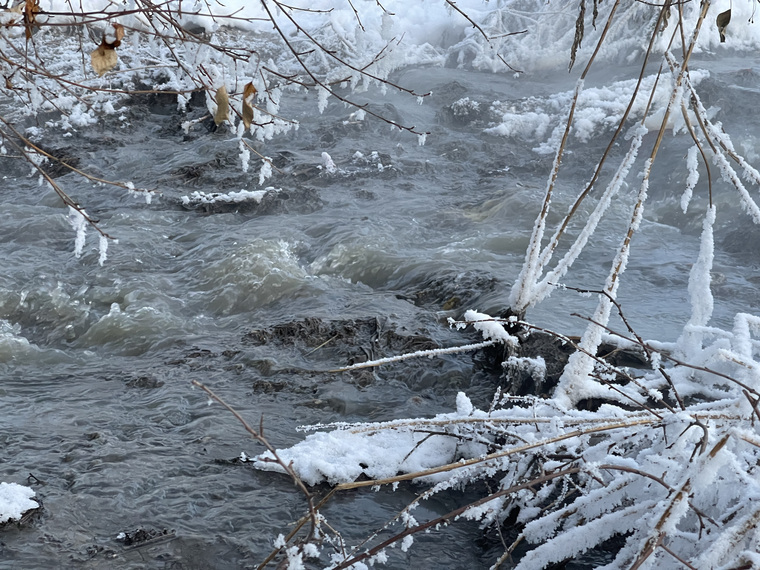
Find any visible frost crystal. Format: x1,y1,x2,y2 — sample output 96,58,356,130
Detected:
68,207,87,258
317,86,330,114
98,235,109,266
258,158,273,185
400,535,414,552
239,139,251,173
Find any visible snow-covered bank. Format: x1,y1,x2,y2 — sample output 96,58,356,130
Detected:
44,1,760,73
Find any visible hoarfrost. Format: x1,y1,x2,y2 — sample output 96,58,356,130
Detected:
681,144,700,213
400,535,414,552
68,207,87,258
258,158,273,185
239,139,251,173
98,235,109,266
317,86,330,114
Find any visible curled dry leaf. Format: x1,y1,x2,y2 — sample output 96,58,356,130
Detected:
214,85,230,126
23,0,40,40
5,0,38,38
242,82,257,129
716,9,731,43
108,23,125,48
90,23,126,77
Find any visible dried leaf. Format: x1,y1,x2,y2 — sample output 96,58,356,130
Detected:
90,43,118,77
716,9,731,43
90,24,126,77
242,82,256,129
659,7,670,35
107,23,125,48
214,85,230,126
243,82,257,101
568,0,585,72
23,0,39,40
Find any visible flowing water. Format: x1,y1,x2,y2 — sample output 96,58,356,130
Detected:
2,54,760,568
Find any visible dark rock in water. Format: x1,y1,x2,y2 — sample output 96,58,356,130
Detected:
721,222,760,256
481,331,574,398
437,96,488,127
177,186,323,215
169,154,240,186
433,81,469,106
128,82,205,115
243,316,440,368
252,186,324,215
402,270,500,311
112,531,251,568
35,146,81,178
116,527,175,548
244,316,446,388
482,329,651,404
124,374,165,389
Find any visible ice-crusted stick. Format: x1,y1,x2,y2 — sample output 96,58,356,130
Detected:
329,339,499,372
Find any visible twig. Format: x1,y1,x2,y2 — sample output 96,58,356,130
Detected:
329,339,499,372
190,381,321,565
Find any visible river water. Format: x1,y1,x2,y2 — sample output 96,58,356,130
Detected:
2,48,760,568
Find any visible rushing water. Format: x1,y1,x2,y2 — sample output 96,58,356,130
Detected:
2,54,760,568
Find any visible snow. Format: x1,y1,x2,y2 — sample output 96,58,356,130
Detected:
462,310,518,345
321,152,337,174
180,189,271,206
0,482,37,524
254,412,463,485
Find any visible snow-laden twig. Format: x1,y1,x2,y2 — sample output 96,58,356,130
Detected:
330,339,499,372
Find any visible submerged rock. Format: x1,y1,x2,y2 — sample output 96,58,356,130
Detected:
402,269,500,311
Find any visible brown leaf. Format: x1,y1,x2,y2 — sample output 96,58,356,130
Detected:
214,85,230,126
90,42,118,77
716,9,731,43
106,23,125,48
90,24,126,77
23,0,39,40
568,0,585,72
242,82,256,129
243,82,257,100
